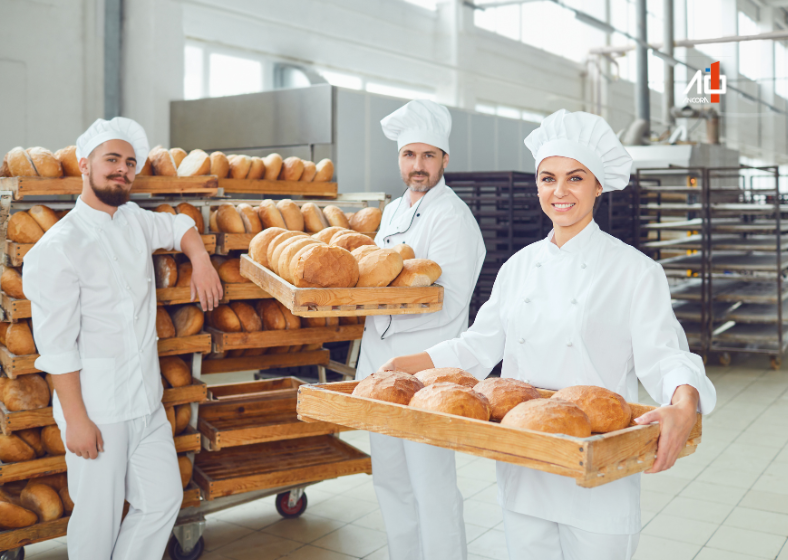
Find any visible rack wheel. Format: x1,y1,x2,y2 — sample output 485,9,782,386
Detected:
1,549,25,560
718,353,731,367
168,536,204,560
276,491,308,518
770,356,782,370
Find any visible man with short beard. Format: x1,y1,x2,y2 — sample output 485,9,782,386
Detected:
355,99,485,560
23,117,222,560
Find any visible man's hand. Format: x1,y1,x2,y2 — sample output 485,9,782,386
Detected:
66,414,104,460
190,253,223,312
377,352,435,374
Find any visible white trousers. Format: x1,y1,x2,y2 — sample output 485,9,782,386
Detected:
59,404,183,560
370,433,467,560
503,509,640,560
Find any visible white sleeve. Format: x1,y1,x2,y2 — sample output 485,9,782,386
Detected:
631,263,717,413
24,246,82,374
137,206,196,252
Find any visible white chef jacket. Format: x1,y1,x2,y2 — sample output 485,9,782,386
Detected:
355,178,486,378
23,197,196,425
427,220,716,535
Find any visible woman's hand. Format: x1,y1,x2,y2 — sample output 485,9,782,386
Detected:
378,352,435,374
190,253,223,311
66,414,104,460
634,385,700,474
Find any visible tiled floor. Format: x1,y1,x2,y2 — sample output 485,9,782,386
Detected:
19,356,788,559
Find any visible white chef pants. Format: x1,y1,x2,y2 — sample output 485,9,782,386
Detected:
370,433,467,560
59,404,183,560
502,509,639,560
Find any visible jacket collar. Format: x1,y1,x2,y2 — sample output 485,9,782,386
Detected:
544,219,600,256
385,178,449,234
74,196,126,226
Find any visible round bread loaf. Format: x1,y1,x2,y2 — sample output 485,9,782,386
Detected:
291,245,359,288
170,148,188,168
154,255,178,289
278,238,323,283
301,203,329,233
150,147,177,176
322,205,350,228
3,374,50,412
331,232,376,253
349,207,382,232
27,148,62,177
473,378,542,422
59,487,74,515
210,151,230,178
257,200,286,230
247,157,265,180
1,268,25,300
301,317,340,328
175,404,191,435
209,305,242,332
314,159,334,182
281,302,301,331
267,231,307,271
210,255,226,272
0,154,8,178
156,307,176,339
409,383,491,421
352,371,424,405
178,149,210,176
165,406,176,435
276,199,305,231
263,154,283,180
8,211,44,243
230,301,262,332
0,434,36,462
178,455,193,489
0,502,38,529
351,245,379,262
155,203,176,215
171,305,204,337
160,356,192,387
0,374,8,398
249,227,287,268
29,205,59,232
551,386,632,433
257,300,286,331
137,158,153,176
502,399,591,437
176,202,205,233
209,210,219,232
357,249,404,287
237,203,263,233
21,484,62,522
6,148,37,177
229,155,252,179
313,226,347,244
216,203,245,234
392,243,416,260
27,474,67,492
175,262,193,288
6,322,36,356
281,157,305,181
390,259,442,287
218,258,250,284
55,146,81,177
41,425,66,455
414,368,478,388
17,428,46,457
300,160,317,182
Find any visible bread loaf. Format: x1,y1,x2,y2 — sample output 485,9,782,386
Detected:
253,200,284,231
259,153,281,180
392,243,416,260
165,406,176,436
178,455,193,489
216,203,245,233
351,245,379,262
27,474,67,492
175,404,191,435
322,205,351,228
59,487,74,515
3,375,50,412
41,425,66,455
176,202,205,233
230,302,262,332
551,386,632,433
247,157,265,180
301,317,339,328
278,238,322,283
171,305,204,337
6,322,36,356
314,159,334,182
6,148,37,177
177,149,210,176
473,378,542,422
156,307,176,339
414,368,478,389
170,148,188,168
313,226,346,244
0,434,36,462
28,206,58,235
249,228,287,268
209,305,242,332
257,300,286,331
27,148,62,178
356,249,403,287
154,255,178,289
174,262,193,288
266,231,306,269
502,399,591,437
21,484,62,522
291,245,359,288
390,259,442,287
210,255,226,272
160,356,192,387
331,232,376,253
238,203,263,234
276,199,304,231
0,502,38,529
209,210,219,232
17,429,45,457
154,203,176,215
55,146,81,177
150,147,178,176
8,211,44,243
301,203,329,233
353,371,424,405
271,236,311,276
229,155,252,179
1,268,25,300
281,302,301,331
281,157,305,181
137,158,153,176
300,161,317,182
210,152,230,178
0,154,10,177
409,383,491,421
349,207,382,232
218,258,250,284
0,373,8,399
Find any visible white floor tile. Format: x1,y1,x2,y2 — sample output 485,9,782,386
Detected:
706,526,787,559
201,518,256,552
679,481,749,505
740,489,788,515
462,499,504,529
631,534,701,560
311,524,388,558
278,545,357,560
308,494,380,523
351,509,387,533
695,547,776,560
467,528,509,560
641,473,692,495
262,513,347,544
661,496,735,524
212,531,302,560
641,512,719,545
724,507,788,536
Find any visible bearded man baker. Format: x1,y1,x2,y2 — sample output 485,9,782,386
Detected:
23,117,222,560
355,99,486,560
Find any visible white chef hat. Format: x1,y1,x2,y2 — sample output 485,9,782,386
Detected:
76,117,150,174
381,99,452,155
524,109,632,192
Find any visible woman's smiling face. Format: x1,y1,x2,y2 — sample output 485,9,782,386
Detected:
537,156,602,230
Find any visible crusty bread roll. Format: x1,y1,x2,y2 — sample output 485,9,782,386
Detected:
414,368,478,389
55,146,81,177
301,317,339,328
230,302,262,332
154,203,176,215
331,232,376,253
313,226,346,244
209,305,242,332
176,202,205,233
349,207,382,232
291,245,359,288
247,157,265,180
210,255,226,273
0,502,38,529
502,399,591,437
154,255,178,289
216,203,245,233
0,154,10,177
209,210,219,232
27,148,62,178
551,386,632,433
0,434,36,462
322,205,351,229
238,203,263,234
0,373,8,397
59,487,74,515
257,300,286,331
280,157,304,181
256,200,286,230
230,155,252,179
301,203,329,233
41,425,66,455
392,243,416,260
175,404,191,435
137,158,153,176
165,406,176,435
409,382,491,421
171,305,204,337
26,474,67,492
278,238,323,283
314,159,334,182
263,154,283,180
160,356,192,387
390,259,442,287
3,375,50,412
281,302,301,331
266,231,306,270
21,484,62,522
218,258,250,284
150,147,178,176
357,249,404,287
6,322,36,356
17,428,46,457
473,378,542,422
271,236,312,276
6,148,37,177
276,200,304,231
351,245,380,262
170,148,188,168
8,211,44,243
249,228,287,268
156,307,176,339
1,268,25,300
178,149,210,176
353,371,424,405
300,161,317,182
210,152,230,178
175,262,193,288
178,455,192,489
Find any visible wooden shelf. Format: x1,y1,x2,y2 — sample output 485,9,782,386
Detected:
0,402,54,435
1,293,30,322
0,346,40,377
201,350,330,374
175,427,202,454
156,287,196,306
0,455,65,483
222,283,270,301
215,233,255,255
218,179,337,198
154,234,216,256
158,333,212,357
181,481,201,509
0,176,219,200
206,325,363,353
162,379,208,407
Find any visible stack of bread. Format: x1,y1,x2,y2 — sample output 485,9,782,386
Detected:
155,305,205,340
6,205,64,245
0,321,37,357
0,474,73,529
153,201,204,233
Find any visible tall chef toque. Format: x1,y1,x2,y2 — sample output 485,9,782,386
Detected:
524,109,633,192
75,117,150,174
381,99,452,155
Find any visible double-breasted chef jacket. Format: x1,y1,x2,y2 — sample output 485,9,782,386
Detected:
427,219,717,535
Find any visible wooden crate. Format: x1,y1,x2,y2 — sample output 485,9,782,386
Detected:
157,333,212,356
193,435,370,500
202,350,330,375
162,379,208,407
156,287,197,306
218,179,337,198
154,234,216,256
181,481,201,509
0,176,219,200
239,255,444,317
0,402,54,435
0,455,65,483
0,347,40,377
175,427,202,454
199,378,347,451
207,324,363,353
297,381,703,488
1,293,30,322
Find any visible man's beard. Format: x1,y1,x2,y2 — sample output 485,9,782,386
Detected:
402,166,444,193
89,173,131,207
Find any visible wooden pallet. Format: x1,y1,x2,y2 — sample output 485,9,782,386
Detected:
193,435,370,500
218,179,337,198
162,379,208,407
0,293,30,322
0,347,40,377
207,324,363,353
158,333,212,356
297,381,703,488
0,455,65,483
201,350,330,374
239,255,444,317
175,427,202,454
0,176,219,200
0,402,54,435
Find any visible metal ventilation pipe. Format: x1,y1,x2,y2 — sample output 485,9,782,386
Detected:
635,0,650,141
663,0,675,128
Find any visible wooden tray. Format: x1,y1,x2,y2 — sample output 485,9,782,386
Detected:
0,346,40,377
201,350,329,375
193,435,370,500
207,325,363,353
162,379,208,407
158,333,212,356
175,427,202,454
0,402,54,435
297,381,703,488
239,254,443,317
0,455,65,483
218,179,337,198
0,176,219,200
1,293,30,321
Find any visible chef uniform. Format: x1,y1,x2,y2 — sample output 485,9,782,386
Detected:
356,100,486,560
24,118,193,560
425,110,717,560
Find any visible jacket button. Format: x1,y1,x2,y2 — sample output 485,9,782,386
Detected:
524,298,530,303
581,263,587,269
518,338,525,344
535,263,541,268
417,213,420,217
126,285,131,290
567,341,573,347
386,240,390,243
571,299,578,304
